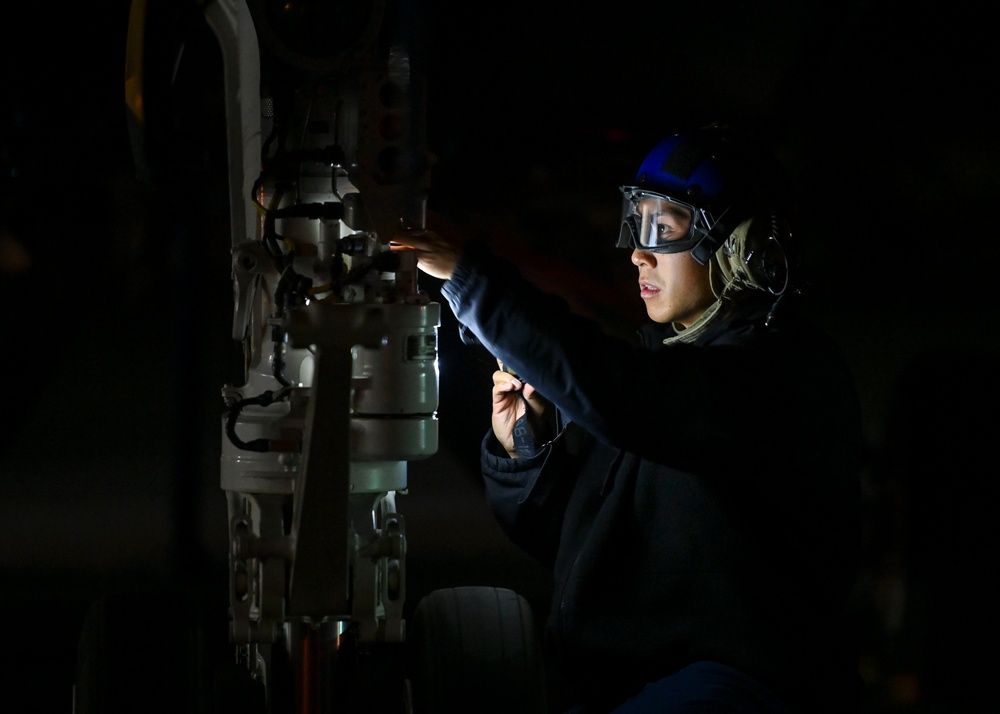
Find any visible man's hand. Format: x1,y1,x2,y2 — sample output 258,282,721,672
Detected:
491,360,549,458
390,212,466,280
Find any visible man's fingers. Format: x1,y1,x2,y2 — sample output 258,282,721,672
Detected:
492,369,522,391
390,230,432,251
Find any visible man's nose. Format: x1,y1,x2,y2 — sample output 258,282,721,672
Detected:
631,248,656,267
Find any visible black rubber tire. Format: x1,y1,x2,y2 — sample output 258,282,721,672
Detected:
408,586,548,714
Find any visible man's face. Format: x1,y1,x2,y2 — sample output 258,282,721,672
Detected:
631,197,716,326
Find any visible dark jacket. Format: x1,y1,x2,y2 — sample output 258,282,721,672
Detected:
441,242,864,713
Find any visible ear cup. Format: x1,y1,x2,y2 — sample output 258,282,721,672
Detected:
742,213,791,294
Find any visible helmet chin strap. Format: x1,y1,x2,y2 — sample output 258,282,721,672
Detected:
663,299,724,345
708,253,730,300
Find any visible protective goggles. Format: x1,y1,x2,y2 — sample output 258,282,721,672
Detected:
617,187,723,261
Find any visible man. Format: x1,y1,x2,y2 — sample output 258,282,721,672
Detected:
394,123,864,713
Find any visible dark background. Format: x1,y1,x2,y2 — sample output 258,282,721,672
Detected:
2,1,998,711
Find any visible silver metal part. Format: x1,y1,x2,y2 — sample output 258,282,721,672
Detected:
204,1,436,707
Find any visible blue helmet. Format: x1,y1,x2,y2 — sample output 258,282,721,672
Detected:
617,123,794,265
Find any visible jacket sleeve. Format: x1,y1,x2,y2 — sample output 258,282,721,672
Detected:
440,240,855,481
441,241,721,463
480,421,593,568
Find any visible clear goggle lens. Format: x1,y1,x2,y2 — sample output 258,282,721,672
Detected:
618,190,701,254
634,196,694,251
